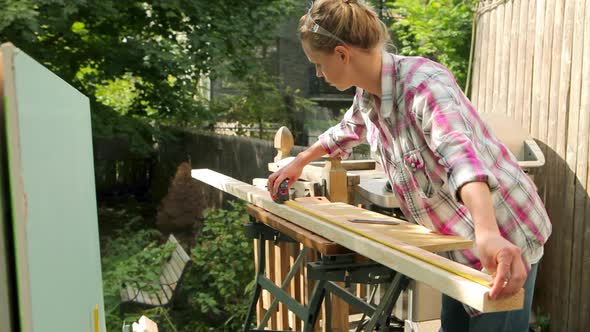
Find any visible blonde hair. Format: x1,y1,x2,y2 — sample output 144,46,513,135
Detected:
299,0,390,53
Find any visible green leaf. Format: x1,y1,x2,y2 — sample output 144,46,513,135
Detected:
71,21,88,35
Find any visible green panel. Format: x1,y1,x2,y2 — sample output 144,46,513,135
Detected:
1,107,15,330
11,49,105,332
1,51,16,332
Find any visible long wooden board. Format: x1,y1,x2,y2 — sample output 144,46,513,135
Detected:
192,169,524,313
292,197,473,252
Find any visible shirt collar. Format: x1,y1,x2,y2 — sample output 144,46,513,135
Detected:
358,51,395,118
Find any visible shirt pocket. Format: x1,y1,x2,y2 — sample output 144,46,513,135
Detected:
401,149,444,199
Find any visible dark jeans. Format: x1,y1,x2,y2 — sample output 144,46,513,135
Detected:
440,263,538,332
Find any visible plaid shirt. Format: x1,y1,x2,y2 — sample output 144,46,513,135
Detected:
319,52,552,272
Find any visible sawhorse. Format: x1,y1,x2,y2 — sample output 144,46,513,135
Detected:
243,205,411,332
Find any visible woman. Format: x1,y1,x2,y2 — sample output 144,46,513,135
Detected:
267,1,551,331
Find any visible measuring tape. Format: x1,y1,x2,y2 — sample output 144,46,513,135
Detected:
284,200,490,287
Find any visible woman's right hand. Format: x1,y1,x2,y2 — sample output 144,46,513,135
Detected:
267,158,305,196
268,141,329,196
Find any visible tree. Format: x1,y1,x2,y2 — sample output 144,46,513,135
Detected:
0,0,299,141
211,67,316,141
387,0,476,89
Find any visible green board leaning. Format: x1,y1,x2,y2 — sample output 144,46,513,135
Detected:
1,43,105,332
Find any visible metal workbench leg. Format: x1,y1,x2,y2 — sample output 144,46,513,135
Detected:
303,279,327,332
362,273,408,332
258,247,309,328
242,234,266,332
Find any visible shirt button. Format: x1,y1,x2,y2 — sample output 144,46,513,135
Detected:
411,163,416,168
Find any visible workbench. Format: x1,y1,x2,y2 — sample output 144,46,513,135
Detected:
242,199,473,331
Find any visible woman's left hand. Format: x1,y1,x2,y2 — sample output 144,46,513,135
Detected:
476,234,527,299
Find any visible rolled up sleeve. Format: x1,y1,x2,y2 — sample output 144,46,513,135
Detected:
411,71,498,202
318,94,366,160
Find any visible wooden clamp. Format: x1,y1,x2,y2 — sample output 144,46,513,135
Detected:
322,158,348,203
272,126,354,203
273,126,294,163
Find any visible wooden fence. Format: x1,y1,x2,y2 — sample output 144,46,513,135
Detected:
471,0,590,330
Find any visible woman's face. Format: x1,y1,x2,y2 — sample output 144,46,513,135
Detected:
302,40,353,91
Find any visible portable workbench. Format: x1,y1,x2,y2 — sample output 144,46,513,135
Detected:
242,201,472,332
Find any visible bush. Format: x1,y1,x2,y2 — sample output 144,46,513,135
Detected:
100,215,175,331
182,201,255,331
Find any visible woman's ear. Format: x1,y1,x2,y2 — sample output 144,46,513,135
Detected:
334,45,350,64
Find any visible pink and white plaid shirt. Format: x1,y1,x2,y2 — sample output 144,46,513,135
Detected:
319,52,551,271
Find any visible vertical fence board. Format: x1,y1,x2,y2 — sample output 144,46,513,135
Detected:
470,1,483,106
554,0,579,329
546,0,564,151
530,0,547,135
506,0,520,120
498,0,512,115
521,0,537,128
577,1,590,330
563,3,587,323
537,0,555,142
492,1,505,114
477,2,491,111
485,0,497,114
288,244,303,330
547,0,569,329
512,0,528,128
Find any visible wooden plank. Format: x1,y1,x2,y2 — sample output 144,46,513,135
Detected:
159,283,173,303
120,285,133,302
506,0,520,120
260,240,273,329
546,0,564,151
469,1,482,104
170,249,189,275
491,0,505,114
576,1,590,329
160,263,177,288
497,0,511,115
275,242,290,329
513,0,530,128
521,0,538,129
253,238,264,325
287,243,303,330
536,0,555,141
561,0,586,328
192,169,524,312
549,0,576,329
170,235,191,262
485,0,497,114
167,253,182,279
149,291,162,307
135,289,147,305
542,1,566,326
476,3,491,111
329,288,349,332
267,240,277,329
293,197,473,252
530,0,547,134
246,205,352,255
157,289,171,306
